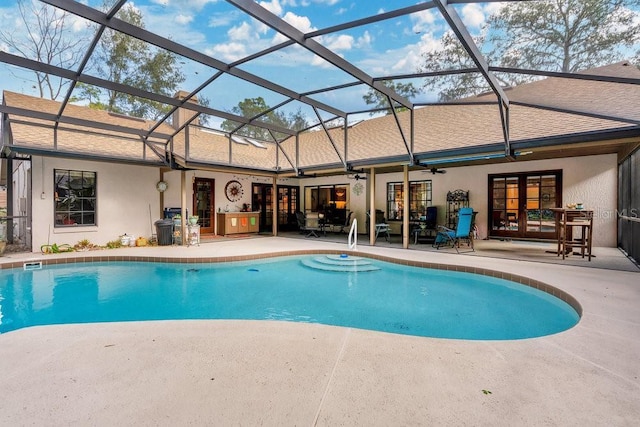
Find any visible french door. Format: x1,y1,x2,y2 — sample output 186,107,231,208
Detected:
193,178,215,234
252,183,273,232
252,183,299,232
489,171,562,239
277,186,299,231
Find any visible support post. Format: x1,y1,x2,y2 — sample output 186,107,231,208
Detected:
272,176,278,236
403,165,409,249
181,170,187,245
369,167,376,246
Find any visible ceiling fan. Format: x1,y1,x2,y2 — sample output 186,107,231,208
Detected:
348,173,366,180
346,166,366,180
296,170,317,178
429,167,446,174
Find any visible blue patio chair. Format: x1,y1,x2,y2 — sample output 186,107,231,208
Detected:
434,207,475,253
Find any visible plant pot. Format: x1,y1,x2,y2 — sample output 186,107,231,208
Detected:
189,216,199,225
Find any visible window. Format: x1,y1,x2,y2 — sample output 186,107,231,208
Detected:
387,180,432,220
304,185,349,212
54,169,96,227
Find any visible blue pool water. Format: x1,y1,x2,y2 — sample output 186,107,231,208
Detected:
0,256,579,339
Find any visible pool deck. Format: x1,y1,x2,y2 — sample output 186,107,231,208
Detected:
1,237,639,426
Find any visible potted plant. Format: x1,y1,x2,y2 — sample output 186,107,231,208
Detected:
188,215,199,225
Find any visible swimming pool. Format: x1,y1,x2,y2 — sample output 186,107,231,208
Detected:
0,255,579,339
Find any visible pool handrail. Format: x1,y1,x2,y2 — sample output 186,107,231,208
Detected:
348,218,358,251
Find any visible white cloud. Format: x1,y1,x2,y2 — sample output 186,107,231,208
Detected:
228,21,255,41
356,31,372,49
271,11,316,43
391,50,421,73
461,4,485,29
206,42,248,62
323,34,354,51
259,0,284,17
175,14,193,25
71,15,90,32
311,54,336,68
483,2,504,16
354,30,444,78
282,11,315,32
410,10,436,34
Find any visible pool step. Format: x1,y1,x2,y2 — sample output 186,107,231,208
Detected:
301,255,380,272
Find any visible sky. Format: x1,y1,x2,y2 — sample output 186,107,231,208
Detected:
0,0,638,129
0,1,499,116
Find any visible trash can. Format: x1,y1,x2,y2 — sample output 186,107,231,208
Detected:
155,219,174,246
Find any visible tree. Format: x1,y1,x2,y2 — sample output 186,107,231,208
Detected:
80,3,184,120
220,97,309,140
0,0,88,100
421,0,640,101
362,80,419,114
71,83,108,110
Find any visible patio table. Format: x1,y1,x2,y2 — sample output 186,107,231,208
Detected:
550,208,594,260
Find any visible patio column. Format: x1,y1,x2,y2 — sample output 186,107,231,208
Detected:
181,170,187,245
369,167,376,245
272,176,278,236
159,169,165,219
403,165,409,249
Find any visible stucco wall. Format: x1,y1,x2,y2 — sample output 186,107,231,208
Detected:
28,153,618,251
31,157,162,251
373,154,617,247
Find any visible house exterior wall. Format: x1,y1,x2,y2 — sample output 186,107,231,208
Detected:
374,153,617,247
161,169,300,235
31,156,161,251
27,153,617,251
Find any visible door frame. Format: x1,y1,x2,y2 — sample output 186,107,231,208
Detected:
252,183,272,233
277,185,300,231
252,183,300,232
192,177,215,234
488,170,562,240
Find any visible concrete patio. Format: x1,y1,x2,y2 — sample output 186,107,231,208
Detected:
1,237,639,425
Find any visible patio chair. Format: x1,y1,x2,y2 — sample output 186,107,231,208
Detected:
425,206,438,230
336,211,353,234
366,211,391,242
412,206,438,244
492,210,506,229
295,211,320,238
434,207,475,253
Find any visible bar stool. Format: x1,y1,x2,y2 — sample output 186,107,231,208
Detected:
558,210,593,261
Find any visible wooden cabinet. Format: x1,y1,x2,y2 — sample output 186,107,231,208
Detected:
217,212,260,235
